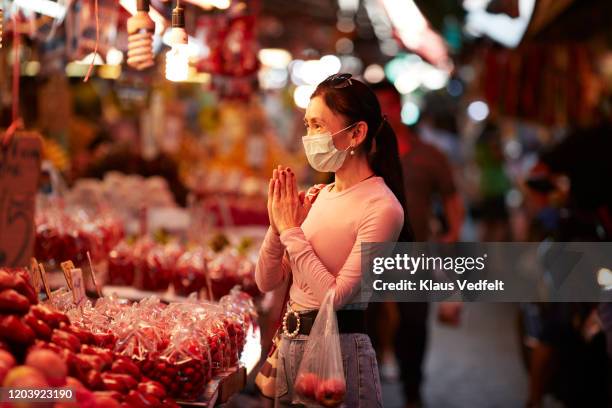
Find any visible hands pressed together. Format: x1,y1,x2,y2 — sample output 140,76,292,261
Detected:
267,165,312,234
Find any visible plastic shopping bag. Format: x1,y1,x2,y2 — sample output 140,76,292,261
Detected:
293,291,346,407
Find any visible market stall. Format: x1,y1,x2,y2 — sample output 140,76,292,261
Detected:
1,0,612,407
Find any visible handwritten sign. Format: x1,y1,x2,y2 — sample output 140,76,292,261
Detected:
0,132,42,267
70,268,86,305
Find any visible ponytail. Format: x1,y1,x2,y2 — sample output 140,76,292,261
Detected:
312,74,414,242
369,118,414,242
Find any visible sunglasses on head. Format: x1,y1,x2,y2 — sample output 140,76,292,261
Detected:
323,73,353,88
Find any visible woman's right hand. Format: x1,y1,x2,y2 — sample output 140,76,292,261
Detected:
268,165,284,234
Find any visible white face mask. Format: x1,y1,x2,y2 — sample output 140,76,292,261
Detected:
302,123,356,172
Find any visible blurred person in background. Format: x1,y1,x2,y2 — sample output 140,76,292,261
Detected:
370,81,464,408
473,122,512,241
522,123,612,407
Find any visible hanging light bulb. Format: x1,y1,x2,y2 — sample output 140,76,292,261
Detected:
165,1,189,82
127,0,155,70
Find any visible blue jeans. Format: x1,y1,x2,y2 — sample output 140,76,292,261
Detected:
275,333,383,408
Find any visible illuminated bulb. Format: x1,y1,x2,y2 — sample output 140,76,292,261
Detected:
598,268,612,288
364,64,385,83
294,85,315,109
165,3,189,82
127,0,155,70
467,100,489,121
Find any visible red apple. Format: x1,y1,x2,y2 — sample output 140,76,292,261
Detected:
0,362,10,385
0,350,16,370
25,349,67,386
83,370,104,391
110,357,141,378
315,378,346,408
92,391,123,403
65,377,96,408
3,365,49,388
92,392,122,408
50,329,81,352
295,372,319,400
124,390,161,407
137,380,167,399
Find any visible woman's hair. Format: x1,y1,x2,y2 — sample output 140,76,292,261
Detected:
312,73,414,242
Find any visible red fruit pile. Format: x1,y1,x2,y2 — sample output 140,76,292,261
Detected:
173,249,208,297
0,268,180,408
139,336,211,401
107,238,259,299
34,210,123,267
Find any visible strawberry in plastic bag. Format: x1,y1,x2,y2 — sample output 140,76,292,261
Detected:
140,325,211,401
108,241,136,286
293,291,346,407
173,249,209,297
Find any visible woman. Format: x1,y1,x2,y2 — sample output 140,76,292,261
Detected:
256,73,412,407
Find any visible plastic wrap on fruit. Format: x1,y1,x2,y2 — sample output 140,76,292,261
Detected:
219,286,258,331
138,243,172,292
94,293,130,320
224,310,247,363
35,221,62,262
293,291,346,407
173,249,209,297
66,301,111,339
108,241,136,286
192,312,230,374
113,319,163,362
47,287,77,313
140,324,211,401
236,255,258,295
207,249,241,300
111,300,166,361
63,227,92,266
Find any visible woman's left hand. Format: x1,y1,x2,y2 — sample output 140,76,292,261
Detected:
271,168,312,233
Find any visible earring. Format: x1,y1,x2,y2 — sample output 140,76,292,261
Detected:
350,149,355,156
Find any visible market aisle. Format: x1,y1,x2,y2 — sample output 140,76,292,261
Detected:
383,303,528,408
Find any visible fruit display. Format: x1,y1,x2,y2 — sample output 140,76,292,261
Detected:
34,191,260,300
107,237,259,299
0,267,256,405
35,207,124,267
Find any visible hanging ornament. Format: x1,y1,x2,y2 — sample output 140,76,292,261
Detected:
165,1,189,82
127,0,155,70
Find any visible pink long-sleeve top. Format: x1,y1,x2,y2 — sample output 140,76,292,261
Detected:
255,176,404,309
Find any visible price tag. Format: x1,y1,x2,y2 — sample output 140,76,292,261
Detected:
38,263,52,299
60,260,75,290
70,268,86,305
30,258,42,295
0,132,42,267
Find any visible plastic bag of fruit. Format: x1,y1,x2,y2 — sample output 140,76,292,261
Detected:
173,249,209,296
107,240,136,286
139,243,173,291
219,286,258,331
140,323,212,401
187,303,233,373
207,249,241,300
293,291,346,407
